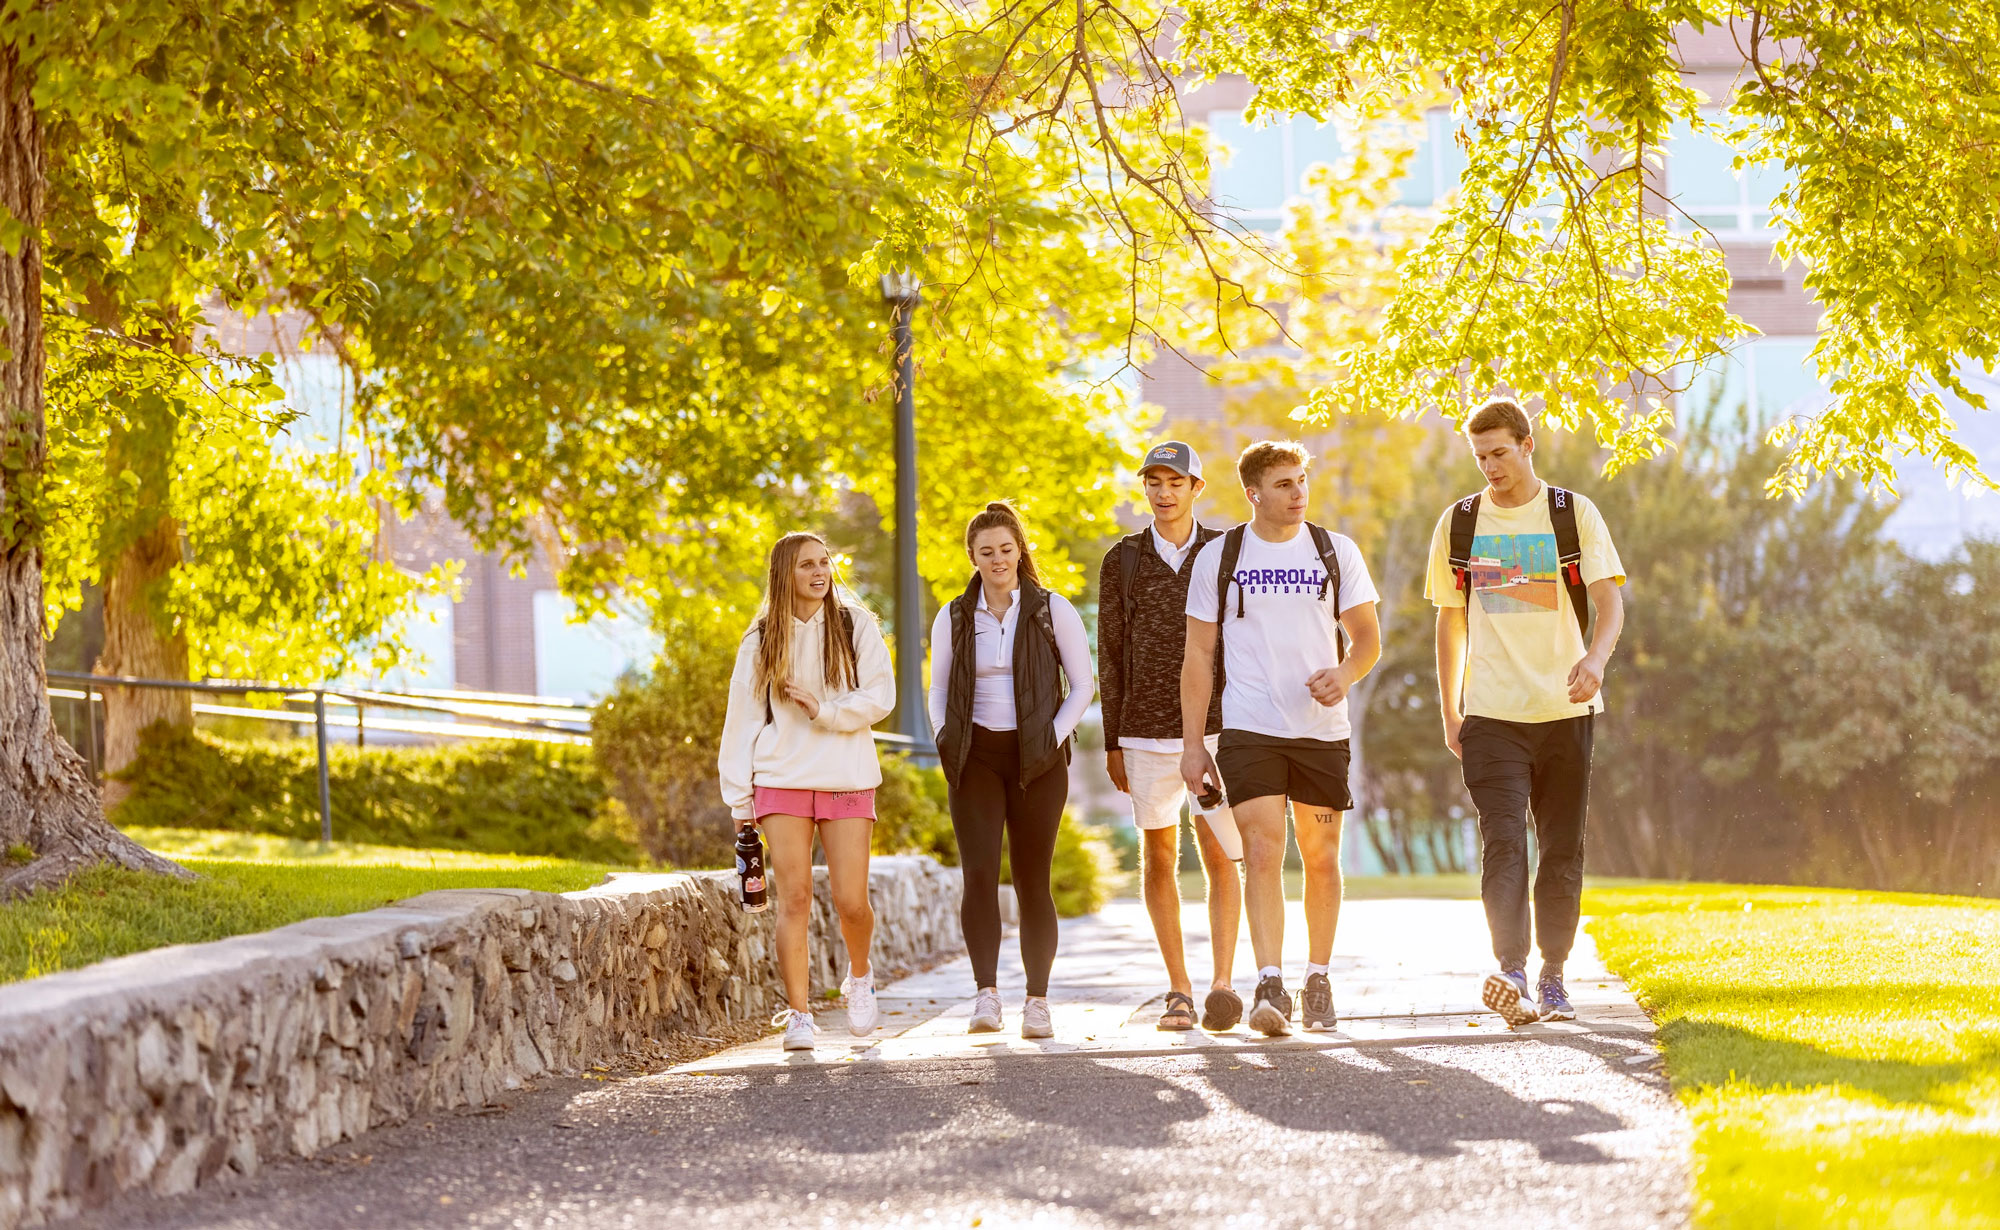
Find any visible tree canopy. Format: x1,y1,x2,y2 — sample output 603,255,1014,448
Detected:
846,0,1999,492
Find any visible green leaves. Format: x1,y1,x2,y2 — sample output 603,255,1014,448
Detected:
844,0,2000,491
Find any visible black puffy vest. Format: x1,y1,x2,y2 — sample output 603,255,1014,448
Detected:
938,574,1069,790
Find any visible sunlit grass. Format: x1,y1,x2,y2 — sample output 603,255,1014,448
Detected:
120,825,608,870
1585,882,2000,1229
0,829,636,984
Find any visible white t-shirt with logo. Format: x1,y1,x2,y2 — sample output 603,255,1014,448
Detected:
1185,526,1379,742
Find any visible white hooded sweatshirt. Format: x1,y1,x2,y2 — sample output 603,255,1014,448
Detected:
716,603,896,820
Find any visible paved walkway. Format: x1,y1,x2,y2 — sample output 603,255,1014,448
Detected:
88,898,1692,1229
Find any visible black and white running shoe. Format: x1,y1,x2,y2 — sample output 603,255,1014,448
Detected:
1248,975,1293,1036
1481,969,1542,1028
1300,972,1338,1032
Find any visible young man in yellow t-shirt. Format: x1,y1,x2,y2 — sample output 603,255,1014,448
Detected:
1425,399,1627,1028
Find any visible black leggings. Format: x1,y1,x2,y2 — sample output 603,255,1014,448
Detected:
950,725,1068,997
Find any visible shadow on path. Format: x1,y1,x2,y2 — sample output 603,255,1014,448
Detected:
84,1035,1680,1230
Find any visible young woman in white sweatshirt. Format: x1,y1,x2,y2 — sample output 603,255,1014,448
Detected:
717,533,896,1051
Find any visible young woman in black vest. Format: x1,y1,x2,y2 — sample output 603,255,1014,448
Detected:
926,502,1094,1038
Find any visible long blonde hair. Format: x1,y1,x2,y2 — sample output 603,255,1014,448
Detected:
750,532,859,704
964,501,1043,587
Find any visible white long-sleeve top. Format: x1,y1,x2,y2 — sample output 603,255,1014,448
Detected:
717,603,896,820
926,587,1094,742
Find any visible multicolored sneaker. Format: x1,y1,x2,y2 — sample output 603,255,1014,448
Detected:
1481,969,1541,1028
1537,972,1575,1022
1300,972,1338,1032
1248,975,1293,1036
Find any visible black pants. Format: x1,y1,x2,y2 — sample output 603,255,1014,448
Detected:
950,725,1067,997
1460,714,1594,971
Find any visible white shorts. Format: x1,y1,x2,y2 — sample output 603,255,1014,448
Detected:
1124,737,1241,860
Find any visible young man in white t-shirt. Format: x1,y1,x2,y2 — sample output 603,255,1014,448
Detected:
1180,441,1382,1036
1425,399,1627,1028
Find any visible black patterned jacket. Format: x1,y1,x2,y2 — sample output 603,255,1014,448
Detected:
1096,527,1226,748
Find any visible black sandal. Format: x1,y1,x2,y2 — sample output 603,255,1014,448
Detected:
1157,991,1196,1031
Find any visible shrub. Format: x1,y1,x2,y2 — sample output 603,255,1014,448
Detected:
590,624,739,869
111,724,637,863
871,754,957,862
1047,813,1112,917
594,605,963,870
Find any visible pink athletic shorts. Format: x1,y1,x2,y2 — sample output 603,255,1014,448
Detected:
752,787,877,822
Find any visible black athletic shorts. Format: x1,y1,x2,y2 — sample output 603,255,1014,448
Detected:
1215,730,1353,811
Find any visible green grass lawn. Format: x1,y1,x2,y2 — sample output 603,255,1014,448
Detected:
0,827,634,985
1584,882,2000,1229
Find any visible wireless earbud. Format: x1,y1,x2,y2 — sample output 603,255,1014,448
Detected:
1250,493,1261,504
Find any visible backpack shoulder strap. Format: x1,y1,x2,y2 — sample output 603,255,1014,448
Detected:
1214,525,1247,624
1447,492,1483,605
1117,534,1143,624
1307,523,1348,664
1547,485,1590,640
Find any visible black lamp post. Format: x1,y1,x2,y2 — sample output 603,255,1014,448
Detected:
880,271,936,761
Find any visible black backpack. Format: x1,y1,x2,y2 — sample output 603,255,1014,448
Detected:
1114,524,1218,680
758,604,860,726
1446,485,1590,640
1210,523,1349,663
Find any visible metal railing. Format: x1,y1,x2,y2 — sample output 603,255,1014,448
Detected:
49,671,593,845
48,671,919,845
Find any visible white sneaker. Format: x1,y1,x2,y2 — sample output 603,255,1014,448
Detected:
776,1009,818,1051
842,973,879,1036
1021,997,1054,1039
968,989,1004,1033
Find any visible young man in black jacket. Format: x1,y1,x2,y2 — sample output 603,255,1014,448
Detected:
1097,441,1247,1032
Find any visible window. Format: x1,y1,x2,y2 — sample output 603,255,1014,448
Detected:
1666,113,1784,237
355,594,455,692
271,351,352,454
1681,338,1827,427
1393,110,1469,208
531,592,662,703
1207,110,1343,228
1208,107,1470,227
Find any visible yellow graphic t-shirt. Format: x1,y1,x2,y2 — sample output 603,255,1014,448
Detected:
1423,484,1626,723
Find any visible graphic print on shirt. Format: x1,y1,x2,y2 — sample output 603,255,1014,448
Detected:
1468,533,1560,616
1234,565,1327,596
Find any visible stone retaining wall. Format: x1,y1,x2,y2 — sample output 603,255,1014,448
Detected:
0,857,962,1228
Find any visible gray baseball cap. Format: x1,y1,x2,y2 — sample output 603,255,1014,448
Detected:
1138,440,1202,480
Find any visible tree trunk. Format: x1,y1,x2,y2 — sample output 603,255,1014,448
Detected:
0,43,188,897
94,419,193,808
